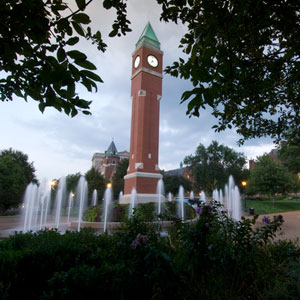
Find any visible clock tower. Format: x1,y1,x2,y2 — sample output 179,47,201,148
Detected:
120,22,164,204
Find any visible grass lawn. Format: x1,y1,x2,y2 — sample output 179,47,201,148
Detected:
245,197,300,215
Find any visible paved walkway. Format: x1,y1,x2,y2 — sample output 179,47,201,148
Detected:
253,210,300,242
1,211,300,241
0,216,23,239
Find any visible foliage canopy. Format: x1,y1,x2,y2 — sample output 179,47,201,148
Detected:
184,140,247,194
0,0,131,116
2,0,300,146
247,154,300,197
85,167,106,204
159,0,300,144
162,173,192,196
0,148,37,211
112,158,129,199
278,142,300,175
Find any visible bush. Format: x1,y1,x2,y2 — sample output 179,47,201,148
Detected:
83,201,196,223
4,202,300,299
136,202,157,221
83,204,102,222
110,203,128,222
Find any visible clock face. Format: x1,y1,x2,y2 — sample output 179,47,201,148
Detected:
134,55,140,68
147,55,158,67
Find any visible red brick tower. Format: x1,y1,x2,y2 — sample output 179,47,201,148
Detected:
120,22,163,204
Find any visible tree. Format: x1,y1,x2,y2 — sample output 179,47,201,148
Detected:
85,167,106,205
112,158,129,199
1,148,37,184
66,172,82,193
163,174,192,196
247,154,299,199
0,0,131,116
277,142,300,175
184,141,247,195
159,0,300,144
0,149,37,212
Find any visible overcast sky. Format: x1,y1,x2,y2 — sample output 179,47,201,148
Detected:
0,0,275,181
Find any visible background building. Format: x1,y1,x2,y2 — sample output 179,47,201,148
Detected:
92,141,129,181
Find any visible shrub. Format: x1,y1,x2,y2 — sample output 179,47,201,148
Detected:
3,202,300,299
136,202,156,221
110,203,128,222
83,201,196,223
83,204,102,222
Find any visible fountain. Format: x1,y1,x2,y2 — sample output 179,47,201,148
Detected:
103,186,113,233
43,189,51,228
190,191,194,200
67,192,73,224
200,191,206,203
23,181,52,232
178,185,185,221
119,191,123,202
92,189,98,206
212,175,241,221
55,177,66,229
156,179,164,215
23,183,37,231
20,172,241,236
129,188,137,218
76,176,88,232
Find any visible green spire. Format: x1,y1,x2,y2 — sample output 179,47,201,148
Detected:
136,22,160,49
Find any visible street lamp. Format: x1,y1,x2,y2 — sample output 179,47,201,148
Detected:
50,179,57,187
106,183,112,188
241,181,247,211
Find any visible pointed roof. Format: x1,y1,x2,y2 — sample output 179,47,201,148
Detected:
105,141,119,157
136,22,160,49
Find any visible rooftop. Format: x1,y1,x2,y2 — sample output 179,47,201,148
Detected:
136,22,160,49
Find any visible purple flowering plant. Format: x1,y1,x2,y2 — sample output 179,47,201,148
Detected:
262,216,271,224
131,233,149,249
194,206,203,216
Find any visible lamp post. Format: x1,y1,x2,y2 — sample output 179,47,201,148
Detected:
50,179,57,188
241,181,247,211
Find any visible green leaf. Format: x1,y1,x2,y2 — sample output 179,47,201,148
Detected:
39,103,46,113
80,70,103,82
109,30,118,38
81,78,92,92
74,60,97,70
66,37,79,46
67,83,76,97
63,105,71,115
57,48,66,62
72,13,90,24
71,109,78,117
14,90,23,97
69,64,81,81
75,0,86,10
71,21,85,36
82,110,91,115
95,31,101,40
103,0,113,9
67,50,87,61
